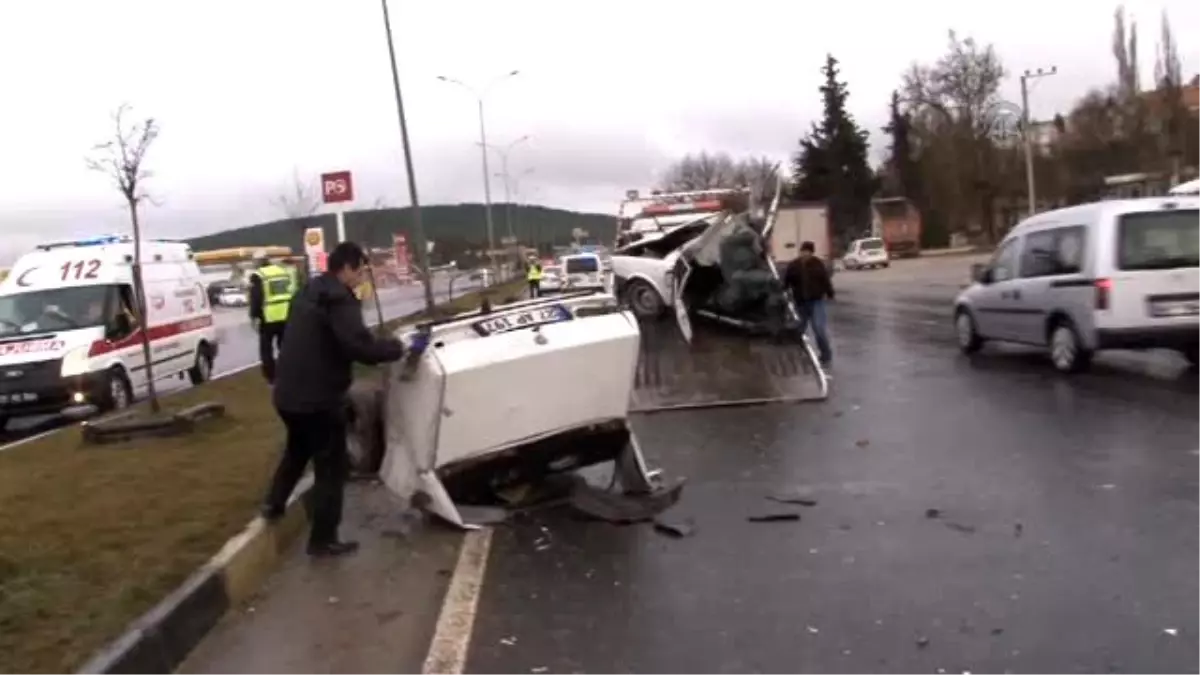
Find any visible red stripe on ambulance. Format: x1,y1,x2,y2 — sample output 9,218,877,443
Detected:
87,315,214,357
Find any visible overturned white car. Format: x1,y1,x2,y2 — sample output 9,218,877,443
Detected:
379,291,667,528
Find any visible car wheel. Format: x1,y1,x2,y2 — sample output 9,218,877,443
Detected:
1180,345,1200,367
624,279,665,319
188,345,213,385
954,309,984,354
101,367,133,412
1049,320,1093,373
882,262,890,268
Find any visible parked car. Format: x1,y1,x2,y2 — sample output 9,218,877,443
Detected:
206,280,239,306
953,196,1199,372
843,237,890,270
539,265,563,293
218,285,248,307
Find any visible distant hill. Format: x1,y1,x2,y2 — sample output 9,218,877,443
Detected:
186,203,616,265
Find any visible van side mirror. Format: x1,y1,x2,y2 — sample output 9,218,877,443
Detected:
970,263,990,284
107,313,132,340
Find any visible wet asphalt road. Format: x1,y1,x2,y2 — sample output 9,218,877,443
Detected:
466,258,1198,674
180,256,1197,674
0,277,477,447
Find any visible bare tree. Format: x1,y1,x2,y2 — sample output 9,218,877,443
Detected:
730,156,780,208
85,104,163,413
659,152,739,190
271,168,322,218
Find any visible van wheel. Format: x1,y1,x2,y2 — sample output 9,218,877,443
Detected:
1180,345,1200,367
189,345,213,385
954,308,984,354
624,279,664,319
1049,319,1093,373
101,368,133,412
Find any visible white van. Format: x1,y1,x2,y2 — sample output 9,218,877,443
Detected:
559,253,607,292
0,235,219,428
953,197,1199,372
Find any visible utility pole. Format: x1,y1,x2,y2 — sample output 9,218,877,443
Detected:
437,71,520,274
380,0,435,312
1021,66,1057,219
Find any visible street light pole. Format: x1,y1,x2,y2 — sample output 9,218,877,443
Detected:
1020,66,1057,219
380,0,435,312
437,70,520,274
480,135,531,241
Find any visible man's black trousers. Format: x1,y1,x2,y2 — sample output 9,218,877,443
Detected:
258,320,286,383
264,408,349,547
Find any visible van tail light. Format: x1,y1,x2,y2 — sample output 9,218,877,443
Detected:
1094,278,1112,310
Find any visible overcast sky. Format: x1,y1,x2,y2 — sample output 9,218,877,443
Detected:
1,0,1197,263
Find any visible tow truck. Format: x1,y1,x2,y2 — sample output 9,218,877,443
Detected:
611,177,830,412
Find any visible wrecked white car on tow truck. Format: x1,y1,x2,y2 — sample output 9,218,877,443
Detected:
377,290,675,529
610,178,831,412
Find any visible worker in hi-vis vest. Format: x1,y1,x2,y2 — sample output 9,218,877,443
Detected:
526,258,544,298
248,250,296,384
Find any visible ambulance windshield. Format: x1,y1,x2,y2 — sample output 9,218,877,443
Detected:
0,285,118,336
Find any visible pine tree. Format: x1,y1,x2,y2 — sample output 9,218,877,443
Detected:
881,90,920,200
791,54,877,243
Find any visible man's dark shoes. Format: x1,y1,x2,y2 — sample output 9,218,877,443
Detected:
260,504,286,522
307,540,360,557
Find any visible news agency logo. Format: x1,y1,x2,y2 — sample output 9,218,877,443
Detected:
988,100,1024,142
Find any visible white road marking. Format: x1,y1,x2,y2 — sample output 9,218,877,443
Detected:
423,528,495,675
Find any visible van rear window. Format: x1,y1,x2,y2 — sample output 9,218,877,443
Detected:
1116,209,1199,271
565,257,600,274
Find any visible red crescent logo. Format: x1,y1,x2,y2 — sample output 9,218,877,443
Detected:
16,267,37,287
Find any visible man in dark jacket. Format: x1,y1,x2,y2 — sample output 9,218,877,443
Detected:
783,240,835,367
260,241,423,557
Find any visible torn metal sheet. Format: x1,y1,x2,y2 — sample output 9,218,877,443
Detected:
631,321,827,413
568,478,685,524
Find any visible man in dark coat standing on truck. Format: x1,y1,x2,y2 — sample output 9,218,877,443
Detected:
260,241,427,557
783,240,835,368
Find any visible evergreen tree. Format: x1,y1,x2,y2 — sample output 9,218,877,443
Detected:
790,54,877,243
882,90,920,201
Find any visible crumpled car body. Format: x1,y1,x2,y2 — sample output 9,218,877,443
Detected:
380,291,660,528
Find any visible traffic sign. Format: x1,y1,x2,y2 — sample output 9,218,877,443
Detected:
321,171,355,204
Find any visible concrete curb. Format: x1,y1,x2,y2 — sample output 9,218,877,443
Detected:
75,475,315,674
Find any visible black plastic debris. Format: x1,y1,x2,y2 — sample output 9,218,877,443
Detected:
567,478,684,524
653,514,697,538
855,439,870,448
1014,522,1024,537
925,508,942,519
747,512,801,523
945,521,977,534
767,490,818,507
916,635,930,649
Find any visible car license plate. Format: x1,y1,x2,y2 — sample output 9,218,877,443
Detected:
473,304,571,336
0,392,38,405
1150,299,1200,317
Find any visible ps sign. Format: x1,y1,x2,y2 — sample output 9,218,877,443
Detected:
321,171,354,204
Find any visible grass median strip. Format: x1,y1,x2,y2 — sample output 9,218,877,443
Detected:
0,279,526,674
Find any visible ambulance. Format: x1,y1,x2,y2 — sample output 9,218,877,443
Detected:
0,235,219,430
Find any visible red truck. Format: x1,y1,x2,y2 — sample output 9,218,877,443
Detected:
871,197,922,258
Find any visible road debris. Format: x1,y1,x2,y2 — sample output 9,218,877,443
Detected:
747,512,802,523
328,596,340,605
500,636,518,646
991,628,1004,636
916,635,930,649
807,626,820,634
925,508,942,519
567,477,685,524
945,521,976,534
652,513,697,538
458,505,510,526
1163,628,1179,636
767,489,819,507
531,668,548,673
1014,522,1023,537
855,439,871,448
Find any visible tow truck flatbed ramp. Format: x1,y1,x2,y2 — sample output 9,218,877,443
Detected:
630,321,829,413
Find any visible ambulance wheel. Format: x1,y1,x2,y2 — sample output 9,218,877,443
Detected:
624,279,664,319
189,345,213,385
100,368,133,412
